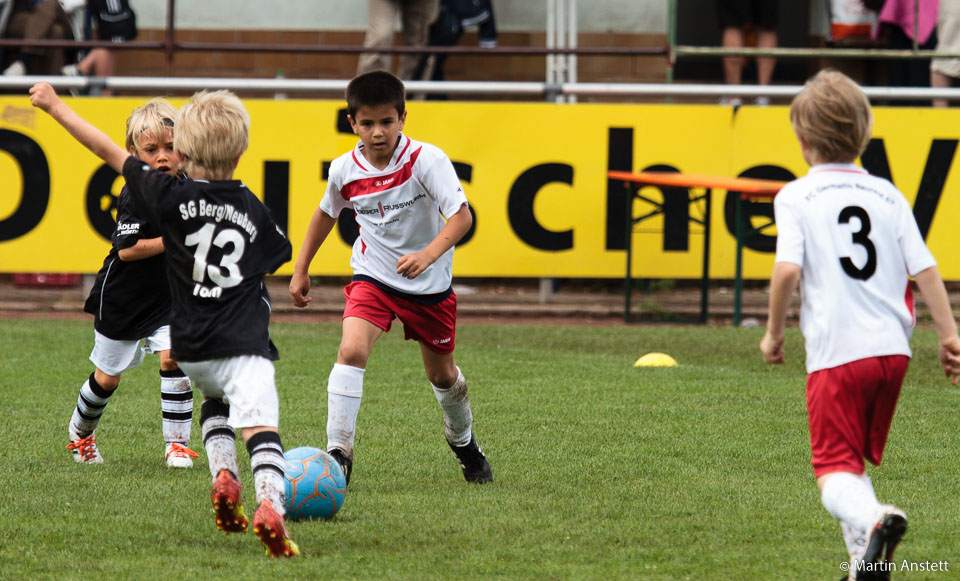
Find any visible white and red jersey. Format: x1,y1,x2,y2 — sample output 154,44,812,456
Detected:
774,163,936,372
320,133,468,295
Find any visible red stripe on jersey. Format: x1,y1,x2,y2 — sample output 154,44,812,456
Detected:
340,147,423,200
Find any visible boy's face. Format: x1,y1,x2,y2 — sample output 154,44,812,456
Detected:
348,104,406,167
132,127,177,175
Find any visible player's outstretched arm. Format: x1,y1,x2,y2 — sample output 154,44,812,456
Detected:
290,207,338,308
396,203,472,280
29,83,129,173
760,261,801,364
913,266,960,384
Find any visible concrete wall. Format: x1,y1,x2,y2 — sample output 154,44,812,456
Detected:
132,0,668,34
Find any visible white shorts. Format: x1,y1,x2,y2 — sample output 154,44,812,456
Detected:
89,325,172,376
177,355,279,429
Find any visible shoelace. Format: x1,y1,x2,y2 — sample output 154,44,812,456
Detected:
66,436,98,461
167,443,200,459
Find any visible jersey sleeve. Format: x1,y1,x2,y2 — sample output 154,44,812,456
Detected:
896,196,937,276
419,149,468,219
318,161,347,219
113,189,150,250
259,208,293,274
773,189,804,267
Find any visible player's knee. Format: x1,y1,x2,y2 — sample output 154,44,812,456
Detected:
426,367,458,389
94,369,120,390
337,344,370,368
158,355,179,372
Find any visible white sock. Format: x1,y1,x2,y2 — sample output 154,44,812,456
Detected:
326,363,364,457
432,367,472,446
821,472,883,534
160,370,193,445
201,400,239,481
841,520,867,577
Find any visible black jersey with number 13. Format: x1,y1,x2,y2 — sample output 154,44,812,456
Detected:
122,157,292,362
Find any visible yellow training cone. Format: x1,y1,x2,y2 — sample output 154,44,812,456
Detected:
633,352,678,367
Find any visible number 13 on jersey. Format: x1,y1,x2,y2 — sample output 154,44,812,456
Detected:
185,223,246,297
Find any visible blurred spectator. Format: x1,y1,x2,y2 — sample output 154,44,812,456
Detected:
931,0,960,107
412,0,497,97
61,0,137,96
872,0,938,98
2,0,77,76
717,0,779,106
357,0,439,80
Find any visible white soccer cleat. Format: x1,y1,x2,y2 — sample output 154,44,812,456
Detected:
165,442,199,468
67,426,103,464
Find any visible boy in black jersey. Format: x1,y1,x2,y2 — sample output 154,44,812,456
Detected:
30,83,298,558
65,98,197,468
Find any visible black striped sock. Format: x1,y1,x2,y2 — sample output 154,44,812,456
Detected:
70,372,115,437
246,431,286,512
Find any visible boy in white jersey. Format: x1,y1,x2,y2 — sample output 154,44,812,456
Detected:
760,69,960,579
290,71,492,485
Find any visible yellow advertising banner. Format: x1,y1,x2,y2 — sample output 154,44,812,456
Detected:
1,97,958,279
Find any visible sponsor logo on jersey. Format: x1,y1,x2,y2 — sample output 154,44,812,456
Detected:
116,221,141,236
432,337,452,345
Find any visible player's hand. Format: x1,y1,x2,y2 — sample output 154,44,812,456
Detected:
938,334,960,385
396,251,434,280
759,330,785,364
28,82,60,113
289,272,312,308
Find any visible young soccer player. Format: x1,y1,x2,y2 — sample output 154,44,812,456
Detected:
289,70,492,486
66,97,197,469
760,69,960,579
30,83,298,558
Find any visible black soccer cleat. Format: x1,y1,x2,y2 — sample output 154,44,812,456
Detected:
328,448,352,486
859,508,907,581
448,435,493,484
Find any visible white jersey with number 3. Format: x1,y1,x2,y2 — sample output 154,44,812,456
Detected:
320,133,468,295
774,163,936,372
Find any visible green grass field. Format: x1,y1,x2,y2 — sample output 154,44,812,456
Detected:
1,319,958,580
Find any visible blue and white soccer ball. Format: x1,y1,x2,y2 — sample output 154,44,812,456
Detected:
283,447,347,521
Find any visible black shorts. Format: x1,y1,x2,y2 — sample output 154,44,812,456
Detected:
717,0,779,29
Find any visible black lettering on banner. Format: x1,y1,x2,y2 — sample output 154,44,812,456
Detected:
723,165,796,253
263,160,290,234
638,163,689,251
86,164,120,241
860,137,957,240
508,163,574,251
0,129,50,241
838,205,877,280
605,127,634,250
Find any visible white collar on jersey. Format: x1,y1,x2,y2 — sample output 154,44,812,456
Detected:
354,133,410,173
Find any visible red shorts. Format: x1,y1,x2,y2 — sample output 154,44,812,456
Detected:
806,355,909,478
342,281,457,354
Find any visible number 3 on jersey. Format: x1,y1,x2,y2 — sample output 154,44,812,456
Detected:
185,223,245,293
838,205,876,281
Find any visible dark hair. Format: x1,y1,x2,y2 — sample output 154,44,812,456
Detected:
346,71,406,118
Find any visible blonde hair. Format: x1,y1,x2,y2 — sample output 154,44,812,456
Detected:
174,90,249,179
790,69,873,164
124,98,176,152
